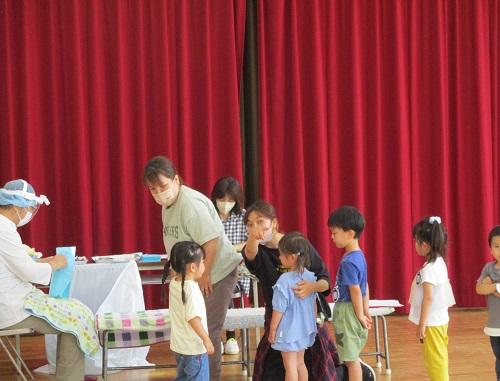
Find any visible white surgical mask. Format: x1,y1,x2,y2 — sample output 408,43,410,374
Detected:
15,208,33,227
260,227,274,244
153,188,176,207
217,200,236,215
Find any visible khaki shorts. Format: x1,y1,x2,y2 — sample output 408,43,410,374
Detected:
332,301,368,362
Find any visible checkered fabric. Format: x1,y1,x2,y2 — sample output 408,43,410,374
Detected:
96,309,170,349
222,211,251,296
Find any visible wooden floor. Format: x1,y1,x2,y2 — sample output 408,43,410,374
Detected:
0,309,496,380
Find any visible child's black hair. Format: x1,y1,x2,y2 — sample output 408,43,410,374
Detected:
327,205,365,239
412,216,447,263
488,225,500,247
161,241,205,304
278,232,311,274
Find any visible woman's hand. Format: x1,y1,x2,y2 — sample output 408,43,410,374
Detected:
293,280,316,299
47,254,67,271
198,272,213,296
246,223,267,242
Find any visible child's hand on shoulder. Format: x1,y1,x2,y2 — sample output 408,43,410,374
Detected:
204,337,214,355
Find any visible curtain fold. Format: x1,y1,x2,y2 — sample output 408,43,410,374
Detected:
0,0,246,308
257,0,500,308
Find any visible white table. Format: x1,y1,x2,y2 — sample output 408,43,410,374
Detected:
42,261,150,375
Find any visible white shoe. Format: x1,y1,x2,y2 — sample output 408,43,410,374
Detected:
221,341,224,354
224,338,239,355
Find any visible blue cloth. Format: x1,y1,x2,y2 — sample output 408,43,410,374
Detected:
174,352,209,381
271,269,317,352
332,250,367,302
49,247,76,298
140,254,162,263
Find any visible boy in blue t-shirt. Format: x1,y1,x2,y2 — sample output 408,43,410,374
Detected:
328,205,371,381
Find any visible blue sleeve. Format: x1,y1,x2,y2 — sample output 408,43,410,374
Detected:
272,282,289,312
339,260,361,286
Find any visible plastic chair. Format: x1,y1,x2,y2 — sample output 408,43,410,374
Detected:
0,328,35,381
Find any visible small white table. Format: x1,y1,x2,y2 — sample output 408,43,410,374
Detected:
43,261,150,375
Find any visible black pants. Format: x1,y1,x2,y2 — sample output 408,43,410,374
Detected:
490,336,500,380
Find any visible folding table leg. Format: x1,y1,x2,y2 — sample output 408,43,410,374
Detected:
374,315,382,368
381,315,391,374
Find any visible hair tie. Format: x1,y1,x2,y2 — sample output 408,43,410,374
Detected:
429,216,441,225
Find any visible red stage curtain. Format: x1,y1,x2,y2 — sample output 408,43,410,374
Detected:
257,0,500,308
0,0,246,308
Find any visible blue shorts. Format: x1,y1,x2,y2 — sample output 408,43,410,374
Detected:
174,352,209,381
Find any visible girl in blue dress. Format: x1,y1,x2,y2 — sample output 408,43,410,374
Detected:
269,232,318,381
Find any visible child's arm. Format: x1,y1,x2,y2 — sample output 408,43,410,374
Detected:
363,283,372,326
476,276,499,295
417,282,433,341
349,284,372,329
188,317,214,355
268,310,283,344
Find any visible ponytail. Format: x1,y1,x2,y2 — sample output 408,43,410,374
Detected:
160,260,171,303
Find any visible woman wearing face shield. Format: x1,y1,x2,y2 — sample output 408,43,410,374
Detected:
0,179,88,381
143,156,242,381
242,200,340,381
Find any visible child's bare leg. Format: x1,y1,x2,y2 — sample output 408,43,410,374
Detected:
297,350,308,381
345,359,362,381
281,351,298,381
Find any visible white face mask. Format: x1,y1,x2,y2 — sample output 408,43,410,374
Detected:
217,200,236,215
15,208,33,227
153,188,176,207
260,226,274,244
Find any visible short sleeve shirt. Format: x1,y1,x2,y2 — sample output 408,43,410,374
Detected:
169,279,208,355
272,269,317,344
161,185,242,284
332,250,367,302
408,257,455,326
478,261,500,328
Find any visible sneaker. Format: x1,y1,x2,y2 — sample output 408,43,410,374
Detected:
221,341,224,354
224,337,239,355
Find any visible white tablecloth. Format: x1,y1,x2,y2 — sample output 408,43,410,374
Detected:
44,261,150,375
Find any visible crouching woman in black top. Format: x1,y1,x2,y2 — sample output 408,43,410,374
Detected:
242,200,339,381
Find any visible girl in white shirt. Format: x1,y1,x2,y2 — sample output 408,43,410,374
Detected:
162,241,214,381
409,216,455,381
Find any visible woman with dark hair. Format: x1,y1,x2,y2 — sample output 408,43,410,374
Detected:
210,176,250,355
242,200,339,381
143,156,242,381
